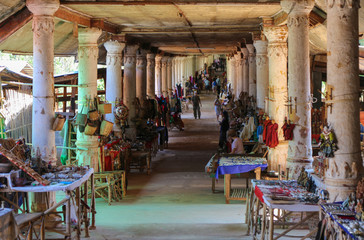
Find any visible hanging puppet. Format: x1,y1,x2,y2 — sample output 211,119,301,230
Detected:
318,125,338,158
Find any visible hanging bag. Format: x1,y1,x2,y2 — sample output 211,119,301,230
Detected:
88,97,99,121
100,120,114,136
75,99,88,126
52,114,66,131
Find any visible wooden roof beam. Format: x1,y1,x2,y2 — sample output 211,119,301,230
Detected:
55,6,119,34
60,1,281,5
0,7,32,44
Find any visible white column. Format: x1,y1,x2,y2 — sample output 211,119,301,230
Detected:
229,56,236,96
171,57,176,93
325,0,362,201
263,18,288,172
281,0,314,179
136,49,147,101
155,54,162,96
27,0,59,216
123,44,139,126
76,28,102,170
104,40,125,134
234,53,243,98
167,57,173,96
241,48,249,93
254,39,269,111
27,0,59,163
161,56,168,96
146,53,155,98
246,44,257,98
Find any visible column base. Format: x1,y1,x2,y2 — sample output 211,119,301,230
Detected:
76,140,99,171
268,141,288,173
325,177,359,202
286,157,313,179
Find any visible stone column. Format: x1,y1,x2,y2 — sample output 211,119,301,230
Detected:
254,39,269,111
171,57,176,93
104,40,125,135
241,48,249,93
27,0,59,164
123,44,138,127
281,0,314,179
146,53,156,98
263,18,288,171
75,28,102,170
246,44,257,98
136,49,147,101
155,54,162,96
234,53,242,98
325,0,362,201
167,57,173,96
27,0,59,217
161,56,168,97
229,56,236,96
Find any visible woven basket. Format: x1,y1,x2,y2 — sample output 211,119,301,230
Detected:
100,120,113,136
52,115,65,131
88,110,99,121
98,103,112,114
84,122,97,135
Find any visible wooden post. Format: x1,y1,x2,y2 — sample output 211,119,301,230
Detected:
90,173,96,230
269,207,274,240
261,203,267,240
84,180,89,237
76,187,81,239
255,167,261,180
66,191,71,236
224,174,231,204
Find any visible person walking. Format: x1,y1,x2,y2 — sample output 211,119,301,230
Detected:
219,110,229,151
191,91,202,119
214,96,222,121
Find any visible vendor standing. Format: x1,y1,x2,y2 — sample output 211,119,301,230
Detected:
191,92,202,119
227,129,245,154
219,110,229,151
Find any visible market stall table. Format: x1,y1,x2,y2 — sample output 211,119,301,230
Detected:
0,208,18,239
206,154,267,204
319,203,364,240
0,168,95,240
247,180,319,240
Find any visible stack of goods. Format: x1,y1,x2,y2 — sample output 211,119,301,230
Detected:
297,167,317,193
254,180,319,204
40,166,90,185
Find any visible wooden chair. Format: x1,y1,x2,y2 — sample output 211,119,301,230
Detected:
93,170,126,205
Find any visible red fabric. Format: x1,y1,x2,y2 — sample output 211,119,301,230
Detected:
282,123,296,140
312,134,320,143
263,120,271,142
254,186,265,203
266,123,279,148
104,156,112,171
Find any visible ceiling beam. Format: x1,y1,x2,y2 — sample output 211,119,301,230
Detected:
61,1,281,5
55,6,119,34
121,26,260,34
0,7,32,44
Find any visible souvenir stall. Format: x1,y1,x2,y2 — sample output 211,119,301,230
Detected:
205,154,267,204
318,178,364,240
0,140,95,239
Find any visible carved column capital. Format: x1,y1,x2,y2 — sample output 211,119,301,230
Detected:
281,0,315,16
146,53,155,67
161,56,169,68
136,49,147,67
26,0,59,16
104,40,125,67
155,54,163,69
327,0,360,9
253,40,268,55
263,18,288,43
246,44,255,57
124,45,138,67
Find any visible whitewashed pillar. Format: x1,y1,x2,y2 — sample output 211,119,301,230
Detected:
136,49,147,101
281,0,314,179
263,18,288,172
254,39,269,111
75,28,102,170
146,53,155,98
27,0,59,163
325,0,362,201
246,44,257,98
27,0,59,216
123,44,139,126
171,57,176,93
161,56,168,97
234,53,242,98
229,56,236,96
155,54,162,96
167,57,173,96
104,40,125,134
241,48,249,93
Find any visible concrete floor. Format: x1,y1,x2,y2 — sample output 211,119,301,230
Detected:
81,93,312,240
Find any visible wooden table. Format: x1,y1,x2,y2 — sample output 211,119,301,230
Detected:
0,169,96,240
207,154,268,204
247,180,319,240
